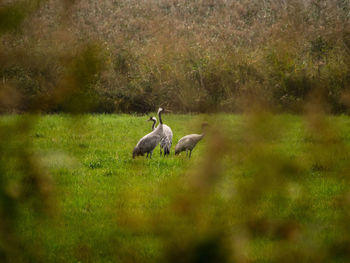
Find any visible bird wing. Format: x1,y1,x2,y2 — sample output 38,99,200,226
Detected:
135,131,162,152
161,125,173,148
175,134,202,152
163,125,173,141
175,136,191,152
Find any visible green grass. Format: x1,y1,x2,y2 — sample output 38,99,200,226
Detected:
4,114,350,262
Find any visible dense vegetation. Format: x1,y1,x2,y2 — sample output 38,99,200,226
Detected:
0,0,349,113
2,113,350,262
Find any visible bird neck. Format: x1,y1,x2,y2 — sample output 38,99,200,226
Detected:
201,127,207,137
158,110,163,125
152,119,157,130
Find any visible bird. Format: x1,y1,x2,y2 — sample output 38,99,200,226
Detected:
148,116,173,156
132,108,164,159
175,123,208,158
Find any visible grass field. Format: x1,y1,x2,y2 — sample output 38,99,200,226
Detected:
4,114,350,262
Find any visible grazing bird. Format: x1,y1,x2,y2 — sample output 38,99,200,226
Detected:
132,108,164,159
148,116,173,156
175,123,208,158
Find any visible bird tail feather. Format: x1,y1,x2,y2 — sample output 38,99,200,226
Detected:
164,145,170,155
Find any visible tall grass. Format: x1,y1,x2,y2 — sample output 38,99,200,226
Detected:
1,0,349,113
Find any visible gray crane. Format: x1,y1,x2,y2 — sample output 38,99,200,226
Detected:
175,123,208,158
148,116,173,156
132,108,164,159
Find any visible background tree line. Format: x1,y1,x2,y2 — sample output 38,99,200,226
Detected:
0,0,349,113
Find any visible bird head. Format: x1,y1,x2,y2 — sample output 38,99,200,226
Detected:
157,108,164,114
132,147,140,159
147,116,156,122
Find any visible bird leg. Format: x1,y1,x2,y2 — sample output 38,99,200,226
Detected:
160,147,162,157
146,153,149,158
150,151,153,159
189,150,192,159
186,150,188,157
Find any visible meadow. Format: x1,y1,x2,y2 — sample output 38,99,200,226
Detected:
3,113,350,262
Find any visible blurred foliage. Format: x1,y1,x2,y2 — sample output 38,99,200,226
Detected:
0,0,44,34
0,0,106,261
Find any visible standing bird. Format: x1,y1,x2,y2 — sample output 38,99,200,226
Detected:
175,123,208,158
148,115,173,156
132,108,164,159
